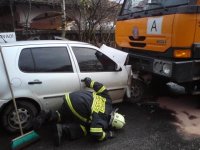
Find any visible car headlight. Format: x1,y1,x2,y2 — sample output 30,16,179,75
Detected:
162,63,171,75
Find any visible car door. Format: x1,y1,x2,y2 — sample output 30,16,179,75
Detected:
18,44,81,111
68,44,128,103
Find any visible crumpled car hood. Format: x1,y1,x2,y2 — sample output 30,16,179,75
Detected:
100,44,128,65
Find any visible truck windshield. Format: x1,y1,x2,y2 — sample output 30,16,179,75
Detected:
121,0,192,15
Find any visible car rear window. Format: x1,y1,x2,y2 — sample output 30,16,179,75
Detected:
19,47,73,73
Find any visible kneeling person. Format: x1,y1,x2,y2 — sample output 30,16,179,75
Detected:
33,77,125,146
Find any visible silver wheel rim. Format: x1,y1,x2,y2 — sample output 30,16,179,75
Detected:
8,108,31,129
131,81,143,102
132,84,140,98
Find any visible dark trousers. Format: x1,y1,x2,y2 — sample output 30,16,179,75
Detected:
51,101,87,140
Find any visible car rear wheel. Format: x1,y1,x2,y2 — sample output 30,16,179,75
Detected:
2,100,38,133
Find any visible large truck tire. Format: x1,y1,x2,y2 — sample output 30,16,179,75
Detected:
148,77,169,96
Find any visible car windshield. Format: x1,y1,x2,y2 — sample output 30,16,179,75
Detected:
121,0,191,15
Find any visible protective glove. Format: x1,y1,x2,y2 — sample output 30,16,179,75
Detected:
83,77,92,87
107,131,115,139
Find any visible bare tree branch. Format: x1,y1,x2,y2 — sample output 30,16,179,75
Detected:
65,0,122,46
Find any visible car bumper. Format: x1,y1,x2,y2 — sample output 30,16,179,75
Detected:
129,54,200,83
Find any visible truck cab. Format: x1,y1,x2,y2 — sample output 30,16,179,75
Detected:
116,0,200,101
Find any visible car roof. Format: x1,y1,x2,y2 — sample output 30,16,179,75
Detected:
0,40,91,47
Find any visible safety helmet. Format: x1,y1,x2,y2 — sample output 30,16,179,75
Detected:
109,109,125,129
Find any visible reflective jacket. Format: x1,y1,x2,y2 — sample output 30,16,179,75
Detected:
64,80,113,141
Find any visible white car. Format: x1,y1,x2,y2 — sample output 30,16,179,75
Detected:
0,40,132,132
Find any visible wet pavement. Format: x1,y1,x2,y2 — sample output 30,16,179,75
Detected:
1,87,200,150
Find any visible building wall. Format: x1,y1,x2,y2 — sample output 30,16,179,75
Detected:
16,4,60,27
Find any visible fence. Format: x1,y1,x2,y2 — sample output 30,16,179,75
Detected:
15,29,117,48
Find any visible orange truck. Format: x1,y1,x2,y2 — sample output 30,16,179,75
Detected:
115,0,200,102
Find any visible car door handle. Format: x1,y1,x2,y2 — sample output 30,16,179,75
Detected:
28,80,42,85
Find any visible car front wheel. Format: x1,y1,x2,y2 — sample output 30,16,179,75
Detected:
130,79,146,103
2,100,38,133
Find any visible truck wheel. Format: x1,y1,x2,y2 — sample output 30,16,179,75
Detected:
149,77,169,96
1,101,38,133
130,79,146,103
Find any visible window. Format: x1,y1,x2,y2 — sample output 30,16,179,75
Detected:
121,0,191,15
163,0,189,7
72,47,116,72
19,48,34,72
19,47,73,72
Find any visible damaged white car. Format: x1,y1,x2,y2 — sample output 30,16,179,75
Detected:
0,40,132,132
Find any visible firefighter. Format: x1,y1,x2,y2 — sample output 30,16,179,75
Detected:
32,77,125,146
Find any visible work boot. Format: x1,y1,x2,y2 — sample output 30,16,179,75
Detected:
54,124,63,147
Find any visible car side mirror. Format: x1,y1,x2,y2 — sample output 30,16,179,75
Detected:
115,63,122,71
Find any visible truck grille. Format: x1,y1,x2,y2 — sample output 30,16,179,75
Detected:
129,36,146,48
129,42,146,48
129,36,145,41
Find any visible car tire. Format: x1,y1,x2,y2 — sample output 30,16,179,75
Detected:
129,79,146,103
2,100,38,133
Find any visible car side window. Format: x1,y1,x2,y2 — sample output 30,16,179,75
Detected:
72,47,116,72
18,48,34,72
19,47,73,72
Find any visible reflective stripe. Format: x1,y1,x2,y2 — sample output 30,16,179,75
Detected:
90,128,103,133
80,125,87,136
90,81,95,88
56,111,61,122
99,132,106,141
65,94,87,122
96,86,106,94
91,93,106,113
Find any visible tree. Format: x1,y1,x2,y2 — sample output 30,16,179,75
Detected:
65,0,122,46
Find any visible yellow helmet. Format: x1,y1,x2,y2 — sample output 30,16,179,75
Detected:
110,109,125,129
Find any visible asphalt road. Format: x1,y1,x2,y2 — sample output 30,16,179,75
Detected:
1,89,200,150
